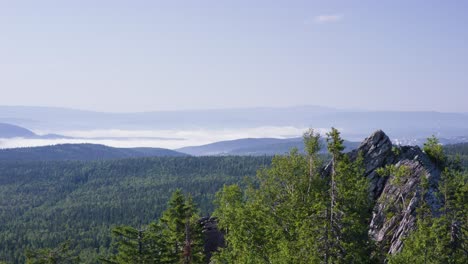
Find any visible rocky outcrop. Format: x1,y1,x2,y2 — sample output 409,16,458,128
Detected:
348,130,396,199
348,130,442,255
202,130,443,259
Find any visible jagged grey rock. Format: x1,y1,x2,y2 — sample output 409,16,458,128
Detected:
348,130,442,255
349,130,396,199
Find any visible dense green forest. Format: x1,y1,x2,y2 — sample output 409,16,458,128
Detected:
445,142,468,168
1,139,467,263
0,156,271,263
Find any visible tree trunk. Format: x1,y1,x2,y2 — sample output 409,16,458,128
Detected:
183,218,192,264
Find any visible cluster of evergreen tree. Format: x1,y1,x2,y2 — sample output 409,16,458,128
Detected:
211,128,374,263
100,190,205,264
209,132,467,263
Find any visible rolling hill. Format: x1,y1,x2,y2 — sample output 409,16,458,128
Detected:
0,144,187,161
0,123,37,138
177,137,360,156
0,122,69,139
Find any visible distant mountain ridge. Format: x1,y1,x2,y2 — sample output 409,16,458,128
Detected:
3,105,468,140
0,144,187,161
0,123,37,138
0,123,69,139
177,137,360,156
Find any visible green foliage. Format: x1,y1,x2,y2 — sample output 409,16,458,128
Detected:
303,128,321,157
213,148,322,263
0,156,270,263
332,154,373,263
326,127,345,161
212,128,372,263
102,190,205,264
389,205,467,264
392,146,401,156
325,129,373,263
100,223,165,264
444,143,468,169
424,135,446,166
25,242,80,264
214,181,301,263
161,190,189,262
160,191,205,264
376,164,411,186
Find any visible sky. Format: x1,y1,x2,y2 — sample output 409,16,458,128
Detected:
0,0,467,113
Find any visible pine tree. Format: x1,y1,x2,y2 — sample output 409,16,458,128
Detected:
25,242,80,264
304,128,322,180
423,135,446,166
100,223,165,264
161,190,189,263
325,128,372,263
335,154,373,263
160,190,205,264
101,190,205,264
183,195,205,264
325,127,344,263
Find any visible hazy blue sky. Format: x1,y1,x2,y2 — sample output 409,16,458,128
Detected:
1,0,467,112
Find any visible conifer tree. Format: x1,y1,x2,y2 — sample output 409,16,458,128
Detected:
325,128,372,263
26,242,80,264
160,190,205,264
423,135,446,166
100,223,165,264
324,127,344,263
213,128,372,263
161,190,189,263
101,189,205,264
304,128,322,180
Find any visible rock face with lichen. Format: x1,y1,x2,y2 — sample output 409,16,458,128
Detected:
347,130,442,255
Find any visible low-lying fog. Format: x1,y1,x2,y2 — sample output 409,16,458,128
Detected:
0,126,322,149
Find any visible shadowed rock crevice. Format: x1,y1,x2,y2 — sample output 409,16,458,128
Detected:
199,217,225,260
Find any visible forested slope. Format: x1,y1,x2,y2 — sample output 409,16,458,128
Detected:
0,156,271,263
0,144,186,162
445,142,468,168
